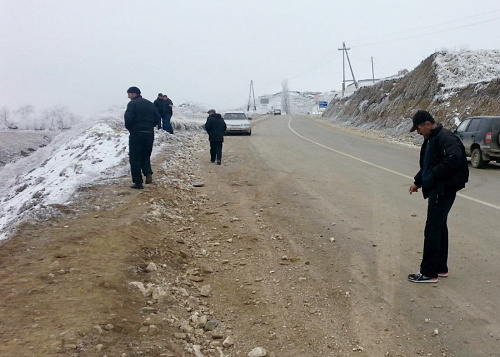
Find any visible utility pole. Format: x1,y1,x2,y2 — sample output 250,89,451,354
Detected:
247,80,256,111
337,42,358,97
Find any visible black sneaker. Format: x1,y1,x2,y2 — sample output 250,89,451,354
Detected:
145,174,153,184
217,161,221,165
408,273,438,283
438,272,449,277
130,183,144,189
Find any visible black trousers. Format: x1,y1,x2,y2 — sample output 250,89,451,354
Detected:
210,141,223,162
160,114,174,134
129,131,154,184
420,191,456,278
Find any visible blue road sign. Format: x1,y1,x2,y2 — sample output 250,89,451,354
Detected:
318,101,328,108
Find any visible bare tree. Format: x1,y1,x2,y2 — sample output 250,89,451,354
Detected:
0,106,9,129
48,105,76,130
13,105,35,129
281,79,291,115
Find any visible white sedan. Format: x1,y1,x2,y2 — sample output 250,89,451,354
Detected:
223,112,252,135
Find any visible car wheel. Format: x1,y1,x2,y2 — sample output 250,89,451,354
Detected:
471,148,485,168
247,131,251,136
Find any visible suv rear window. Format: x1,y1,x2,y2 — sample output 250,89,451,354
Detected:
467,118,482,132
478,118,493,132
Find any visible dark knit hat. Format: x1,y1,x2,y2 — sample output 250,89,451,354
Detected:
410,110,435,132
207,109,216,114
127,86,141,95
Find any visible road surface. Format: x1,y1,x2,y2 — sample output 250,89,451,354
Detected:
221,114,500,356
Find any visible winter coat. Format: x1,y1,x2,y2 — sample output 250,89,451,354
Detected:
154,98,165,116
125,96,161,132
414,124,469,199
163,98,174,115
204,113,226,142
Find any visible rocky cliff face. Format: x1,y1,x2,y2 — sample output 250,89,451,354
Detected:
322,51,500,139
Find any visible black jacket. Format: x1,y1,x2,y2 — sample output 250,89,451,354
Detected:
154,98,165,116
204,113,226,142
125,96,161,132
414,124,469,198
163,98,173,115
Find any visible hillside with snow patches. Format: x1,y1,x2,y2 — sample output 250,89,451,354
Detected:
0,107,205,240
322,50,500,140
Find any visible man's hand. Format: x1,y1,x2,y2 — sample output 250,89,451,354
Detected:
409,184,419,194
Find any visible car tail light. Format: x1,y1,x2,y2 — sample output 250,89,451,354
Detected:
485,132,492,144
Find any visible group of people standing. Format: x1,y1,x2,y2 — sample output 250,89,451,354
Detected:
154,93,174,134
124,86,227,189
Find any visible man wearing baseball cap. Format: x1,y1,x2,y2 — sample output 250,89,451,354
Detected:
124,86,161,189
407,110,468,283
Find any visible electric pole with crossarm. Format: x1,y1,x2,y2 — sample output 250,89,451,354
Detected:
338,42,358,97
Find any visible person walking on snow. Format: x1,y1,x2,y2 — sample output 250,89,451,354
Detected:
204,109,226,165
408,110,468,283
124,86,161,189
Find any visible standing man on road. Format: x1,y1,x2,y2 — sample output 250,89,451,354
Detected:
124,86,161,189
204,109,226,165
153,93,165,130
162,94,174,134
408,110,468,283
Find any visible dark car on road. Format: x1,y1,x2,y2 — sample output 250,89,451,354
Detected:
455,116,500,168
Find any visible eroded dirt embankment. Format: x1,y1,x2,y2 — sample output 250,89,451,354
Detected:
323,52,500,137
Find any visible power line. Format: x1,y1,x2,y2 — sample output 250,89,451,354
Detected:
348,9,500,46
351,17,500,48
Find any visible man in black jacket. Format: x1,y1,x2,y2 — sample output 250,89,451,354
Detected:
153,93,165,130
204,109,226,165
161,94,174,134
124,87,161,189
408,110,469,283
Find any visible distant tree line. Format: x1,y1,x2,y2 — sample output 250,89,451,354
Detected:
0,105,79,131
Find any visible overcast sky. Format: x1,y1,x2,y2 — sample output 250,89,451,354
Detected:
1,0,500,118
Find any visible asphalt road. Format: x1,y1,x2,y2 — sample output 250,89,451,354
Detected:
242,114,500,355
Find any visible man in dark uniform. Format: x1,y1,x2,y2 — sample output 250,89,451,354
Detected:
124,87,161,189
204,109,226,165
153,93,165,130
408,110,469,283
162,94,174,134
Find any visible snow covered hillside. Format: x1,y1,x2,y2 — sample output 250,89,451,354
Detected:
0,106,206,240
435,50,500,89
322,50,500,137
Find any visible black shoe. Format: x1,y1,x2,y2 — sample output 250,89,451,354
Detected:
211,160,216,163
408,273,438,283
217,161,221,165
130,183,144,189
145,174,153,184
438,272,449,277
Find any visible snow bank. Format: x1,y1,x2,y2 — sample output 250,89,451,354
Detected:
0,106,206,241
435,50,500,89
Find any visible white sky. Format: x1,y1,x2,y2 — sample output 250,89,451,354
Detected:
1,0,500,117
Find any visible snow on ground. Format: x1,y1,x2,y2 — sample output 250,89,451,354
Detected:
0,106,205,241
434,50,500,89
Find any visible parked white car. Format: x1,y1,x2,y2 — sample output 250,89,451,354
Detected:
223,112,252,135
